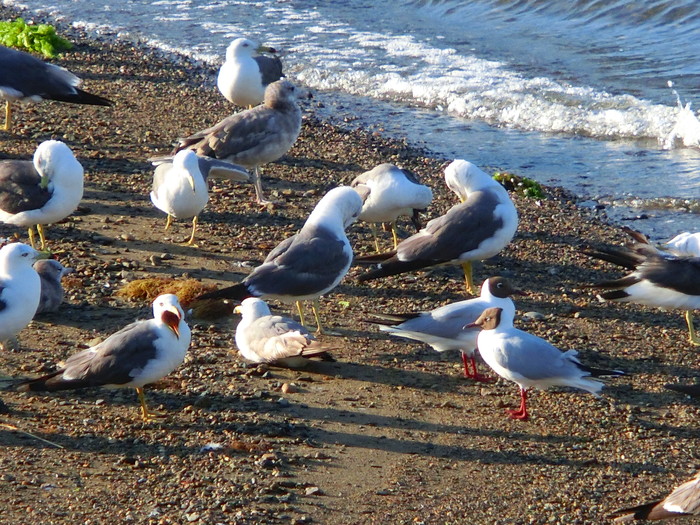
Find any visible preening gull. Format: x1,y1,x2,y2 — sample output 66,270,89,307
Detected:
234,297,338,367
217,38,284,108
0,44,113,131
355,160,518,294
0,140,84,251
612,470,700,522
15,294,190,421
582,231,700,346
351,163,433,251
150,149,249,245
467,307,623,420
175,79,301,205
0,242,41,348
367,276,524,382
195,186,363,334
34,258,73,315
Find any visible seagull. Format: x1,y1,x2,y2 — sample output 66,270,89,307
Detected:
0,44,113,131
233,297,338,367
582,232,700,346
34,258,73,315
0,140,84,251
466,307,623,420
0,242,41,348
175,79,301,205
14,294,190,421
194,186,363,334
217,38,284,108
355,159,518,295
612,471,700,522
663,232,700,257
366,277,525,382
350,163,433,252
150,149,249,245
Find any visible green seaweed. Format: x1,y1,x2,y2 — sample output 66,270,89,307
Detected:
0,18,72,58
493,172,545,199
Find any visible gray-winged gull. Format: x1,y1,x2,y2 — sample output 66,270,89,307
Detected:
0,44,113,131
234,297,338,367
612,470,700,521
466,307,623,420
0,140,84,251
175,79,301,205
0,242,41,349
150,149,249,245
34,258,73,315
194,186,363,334
217,37,284,108
15,294,190,421
367,276,524,382
351,163,433,252
355,159,518,294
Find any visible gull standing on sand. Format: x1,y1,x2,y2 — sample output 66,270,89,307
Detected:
194,186,363,334
217,38,284,108
0,44,113,131
14,294,190,421
150,149,249,245
233,297,338,367
175,79,301,205
34,258,73,315
351,163,433,251
612,470,700,521
366,277,524,382
355,160,518,295
467,307,623,420
0,140,84,251
0,243,40,349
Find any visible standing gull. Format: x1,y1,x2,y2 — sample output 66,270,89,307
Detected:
150,149,248,245
351,163,433,251
34,258,73,315
0,44,113,131
194,186,363,334
175,79,301,205
15,294,190,421
355,160,518,295
234,298,338,367
0,242,41,349
612,471,700,521
467,307,623,420
217,38,284,108
0,140,84,251
367,277,524,382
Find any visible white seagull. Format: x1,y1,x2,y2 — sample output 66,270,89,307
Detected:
217,38,284,108
0,242,41,348
34,258,73,315
234,297,338,367
150,149,249,245
351,163,433,251
195,186,363,334
175,79,301,205
367,276,524,382
16,294,190,420
356,159,518,295
0,140,84,250
612,471,700,522
467,307,623,420
663,231,700,257
0,44,112,131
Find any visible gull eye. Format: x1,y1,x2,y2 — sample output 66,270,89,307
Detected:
21,252,28,257
496,282,503,288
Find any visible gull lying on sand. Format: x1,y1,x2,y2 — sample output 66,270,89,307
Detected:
34,259,73,315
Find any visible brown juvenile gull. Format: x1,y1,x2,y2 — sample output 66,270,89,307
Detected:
175,79,301,205
612,470,700,521
0,44,113,131
34,258,73,315
355,159,518,294
217,37,284,108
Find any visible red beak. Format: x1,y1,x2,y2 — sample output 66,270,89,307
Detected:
161,309,181,339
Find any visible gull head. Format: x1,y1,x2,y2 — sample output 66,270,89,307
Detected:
234,297,272,320
153,293,185,338
0,242,40,270
444,159,497,200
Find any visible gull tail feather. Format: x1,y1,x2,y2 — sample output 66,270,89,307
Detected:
194,283,251,302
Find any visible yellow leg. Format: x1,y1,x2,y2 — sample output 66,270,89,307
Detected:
27,227,37,249
4,101,10,131
370,223,381,253
312,299,324,335
462,261,477,295
686,311,700,346
136,387,165,421
164,214,173,231
37,224,47,251
390,222,399,249
295,300,306,326
185,216,198,246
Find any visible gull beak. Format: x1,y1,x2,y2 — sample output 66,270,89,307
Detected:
161,306,182,338
233,305,243,315
186,173,196,192
513,288,528,296
463,321,478,330
257,44,277,54
39,174,50,190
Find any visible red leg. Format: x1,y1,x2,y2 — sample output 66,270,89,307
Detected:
469,355,494,383
506,387,529,420
461,353,473,378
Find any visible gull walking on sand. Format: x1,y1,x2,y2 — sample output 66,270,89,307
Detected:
466,307,623,420
0,243,40,349
175,79,301,205
0,44,113,131
355,160,518,295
